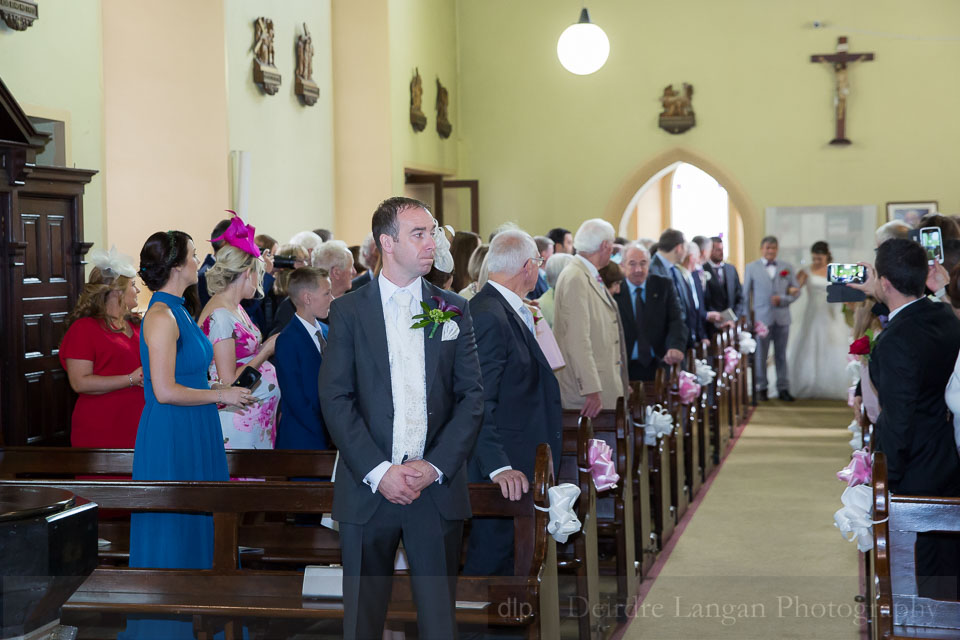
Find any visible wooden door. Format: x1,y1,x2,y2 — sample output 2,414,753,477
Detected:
13,195,76,444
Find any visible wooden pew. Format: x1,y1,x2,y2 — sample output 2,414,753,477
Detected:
3,445,560,640
681,350,704,500
591,398,638,616
645,371,676,549
557,411,602,639
664,364,690,522
872,452,960,640
698,339,719,476
628,381,656,577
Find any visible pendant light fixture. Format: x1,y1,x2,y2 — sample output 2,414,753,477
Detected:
556,7,610,75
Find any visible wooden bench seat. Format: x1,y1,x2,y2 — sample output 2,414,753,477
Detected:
2,444,559,639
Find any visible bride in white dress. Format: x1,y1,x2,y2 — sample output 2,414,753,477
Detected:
781,242,852,399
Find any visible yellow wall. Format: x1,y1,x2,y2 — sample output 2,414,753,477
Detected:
0,0,105,255
387,0,459,191
456,0,960,260
101,0,230,263
224,0,335,245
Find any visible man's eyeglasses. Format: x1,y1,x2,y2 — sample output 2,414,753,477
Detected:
530,256,545,267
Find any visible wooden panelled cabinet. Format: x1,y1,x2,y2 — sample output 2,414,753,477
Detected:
0,77,96,445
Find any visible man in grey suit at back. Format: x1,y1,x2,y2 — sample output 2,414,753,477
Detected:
742,236,799,401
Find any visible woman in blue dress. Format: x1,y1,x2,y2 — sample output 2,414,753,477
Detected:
121,231,254,639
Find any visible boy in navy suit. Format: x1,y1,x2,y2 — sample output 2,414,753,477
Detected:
275,267,334,450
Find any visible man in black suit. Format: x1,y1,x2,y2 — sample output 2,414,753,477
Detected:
614,243,688,381
856,238,960,599
702,236,743,318
463,230,563,577
318,197,484,639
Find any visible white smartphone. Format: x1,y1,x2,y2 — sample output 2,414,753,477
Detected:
919,226,944,265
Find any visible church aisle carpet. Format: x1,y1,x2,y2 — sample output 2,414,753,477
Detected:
620,400,861,640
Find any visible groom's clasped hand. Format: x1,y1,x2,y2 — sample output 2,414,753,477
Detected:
376,459,440,505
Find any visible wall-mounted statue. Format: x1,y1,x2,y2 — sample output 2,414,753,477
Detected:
658,83,695,134
0,0,38,30
436,78,452,139
410,69,427,132
253,16,281,96
295,22,319,106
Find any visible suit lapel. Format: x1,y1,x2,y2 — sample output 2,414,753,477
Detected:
357,278,393,385
422,280,442,396
292,316,323,366
616,284,636,328
488,285,552,371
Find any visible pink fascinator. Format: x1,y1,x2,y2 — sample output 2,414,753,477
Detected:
212,210,260,258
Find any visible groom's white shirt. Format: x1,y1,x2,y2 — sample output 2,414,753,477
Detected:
362,273,444,494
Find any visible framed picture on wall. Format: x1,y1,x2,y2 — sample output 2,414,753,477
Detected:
886,201,938,227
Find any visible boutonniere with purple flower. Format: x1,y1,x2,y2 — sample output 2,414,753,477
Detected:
411,295,462,339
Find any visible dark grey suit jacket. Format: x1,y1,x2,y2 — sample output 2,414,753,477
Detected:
318,277,484,524
613,274,688,362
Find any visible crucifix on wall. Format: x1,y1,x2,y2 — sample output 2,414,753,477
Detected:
810,36,875,145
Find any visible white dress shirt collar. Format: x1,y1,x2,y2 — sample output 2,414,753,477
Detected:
378,272,423,308
888,297,922,321
488,279,525,313
576,254,601,280
294,312,324,354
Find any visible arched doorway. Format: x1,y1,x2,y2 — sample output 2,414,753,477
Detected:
606,148,758,273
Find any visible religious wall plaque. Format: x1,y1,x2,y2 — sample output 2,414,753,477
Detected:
253,17,281,96
0,0,38,31
295,22,319,106
410,68,426,132
658,83,695,134
436,78,452,139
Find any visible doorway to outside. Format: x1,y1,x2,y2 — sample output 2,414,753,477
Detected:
618,161,744,272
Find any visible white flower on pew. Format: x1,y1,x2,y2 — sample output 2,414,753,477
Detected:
677,371,702,405
738,331,757,355
833,484,880,552
847,419,863,450
845,355,861,385
534,483,582,543
642,405,674,446
694,359,716,386
583,438,619,492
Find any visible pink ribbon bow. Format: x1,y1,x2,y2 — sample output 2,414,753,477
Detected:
754,320,770,339
837,449,872,487
723,346,740,375
584,439,619,492
211,210,261,258
847,385,858,409
677,371,702,405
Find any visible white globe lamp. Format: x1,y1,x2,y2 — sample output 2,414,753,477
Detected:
556,8,610,75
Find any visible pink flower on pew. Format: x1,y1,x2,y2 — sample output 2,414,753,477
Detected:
677,371,701,405
847,385,857,408
723,346,740,375
754,321,770,339
585,439,619,492
837,449,872,487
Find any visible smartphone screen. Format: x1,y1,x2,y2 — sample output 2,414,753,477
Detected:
827,263,866,285
919,226,944,265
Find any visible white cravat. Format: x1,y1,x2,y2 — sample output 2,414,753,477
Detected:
387,288,429,465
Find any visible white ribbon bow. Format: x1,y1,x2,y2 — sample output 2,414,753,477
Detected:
833,484,882,552
845,356,862,385
695,359,716,386
739,331,757,355
88,245,137,279
432,224,456,273
533,483,582,543
642,404,674,446
847,419,863,450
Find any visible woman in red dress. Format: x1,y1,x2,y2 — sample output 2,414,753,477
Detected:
60,247,145,447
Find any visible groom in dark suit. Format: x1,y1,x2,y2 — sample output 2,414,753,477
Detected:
463,229,563,577
318,197,484,639
614,243,688,381
703,236,743,319
857,238,960,599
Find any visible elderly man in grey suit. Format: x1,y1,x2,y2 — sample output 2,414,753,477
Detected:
742,235,799,401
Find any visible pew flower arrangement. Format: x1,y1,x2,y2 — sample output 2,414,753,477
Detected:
411,296,462,339
642,405,674,446
534,483,582,543
677,371,702,405
694,359,716,386
847,419,863,450
738,331,757,355
583,439,619,492
832,483,877,552
754,320,770,339
723,346,741,375
837,449,872,487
